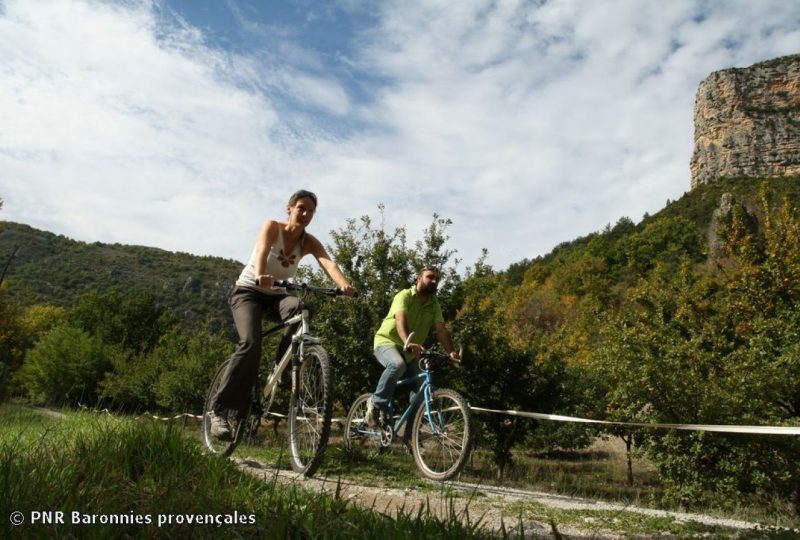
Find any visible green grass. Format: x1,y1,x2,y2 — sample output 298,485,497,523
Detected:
0,404,498,539
462,443,664,504
7,404,798,538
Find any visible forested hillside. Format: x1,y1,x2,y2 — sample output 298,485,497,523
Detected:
0,221,240,326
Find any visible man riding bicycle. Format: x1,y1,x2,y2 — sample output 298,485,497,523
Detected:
366,265,460,447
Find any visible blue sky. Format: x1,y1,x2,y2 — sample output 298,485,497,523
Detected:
1,0,798,272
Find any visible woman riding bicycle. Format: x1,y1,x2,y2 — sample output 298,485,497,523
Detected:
209,189,356,440
367,265,460,447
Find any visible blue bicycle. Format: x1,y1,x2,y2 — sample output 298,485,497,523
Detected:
344,334,473,481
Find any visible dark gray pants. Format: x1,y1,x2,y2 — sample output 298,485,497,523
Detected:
211,286,300,414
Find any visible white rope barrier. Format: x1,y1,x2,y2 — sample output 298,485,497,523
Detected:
79,403,800,436
469,406,800,435
135,411,203,422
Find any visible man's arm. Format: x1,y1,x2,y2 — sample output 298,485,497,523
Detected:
434,322,460,362
395,311,423,358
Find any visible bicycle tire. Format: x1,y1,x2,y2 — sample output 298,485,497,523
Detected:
411,388,473,481
202,359,250,458
287,344,333,476
343,393,384,451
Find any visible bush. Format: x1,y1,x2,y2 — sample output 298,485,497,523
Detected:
99,351,160,411
101,324,231,413
14,325,123,405
153,326,231,413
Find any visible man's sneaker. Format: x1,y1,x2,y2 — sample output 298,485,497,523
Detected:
209,411,232,441
365,398,381,428
401,437,413,455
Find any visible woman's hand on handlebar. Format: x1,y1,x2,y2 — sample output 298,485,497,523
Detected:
339,284,357,297
256,274,275,289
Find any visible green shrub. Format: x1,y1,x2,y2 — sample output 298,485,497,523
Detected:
98,351,159,411
14,325,123,405
153,326,231,413
101,324,231,413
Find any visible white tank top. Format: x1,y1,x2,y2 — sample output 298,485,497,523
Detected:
236,228,304,292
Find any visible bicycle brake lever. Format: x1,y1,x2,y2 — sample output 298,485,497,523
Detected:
403,332,416,352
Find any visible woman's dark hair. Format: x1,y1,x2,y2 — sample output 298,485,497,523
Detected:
288,189,318,208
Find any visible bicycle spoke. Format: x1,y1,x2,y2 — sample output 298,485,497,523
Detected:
288,345,332,476
412,389,473,481
344,393,384,451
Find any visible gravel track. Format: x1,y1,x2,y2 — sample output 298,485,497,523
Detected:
234,457,783,539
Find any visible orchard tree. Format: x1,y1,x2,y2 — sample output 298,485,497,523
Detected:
454,274,544,479
68,290,176,355
15,324,125,405
304,207,462,408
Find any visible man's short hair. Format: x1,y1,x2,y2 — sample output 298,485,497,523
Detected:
418,265,440,276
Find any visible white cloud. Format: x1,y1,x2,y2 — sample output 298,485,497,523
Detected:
0,0,291,260
1,0,798,272
327,0,800,266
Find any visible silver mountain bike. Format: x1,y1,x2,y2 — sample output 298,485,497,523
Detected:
203,280,345,477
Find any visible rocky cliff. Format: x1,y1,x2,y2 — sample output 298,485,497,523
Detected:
690,54,800,188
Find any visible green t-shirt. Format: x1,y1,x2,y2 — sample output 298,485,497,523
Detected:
374,286,445,361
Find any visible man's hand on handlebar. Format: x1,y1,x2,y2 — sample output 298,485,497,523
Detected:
339,284,357,297
406,342,424,358
448,350,461,366
403,332,423,358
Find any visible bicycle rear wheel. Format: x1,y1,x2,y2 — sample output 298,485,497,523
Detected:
411,388,473,481
343,393,384,451
287,344,333,476
202,359,250,458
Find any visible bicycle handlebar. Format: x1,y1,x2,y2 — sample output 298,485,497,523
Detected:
273,280,357,297
403,331,462,371
419,349,457,372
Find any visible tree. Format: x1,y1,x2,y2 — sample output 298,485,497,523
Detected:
68,290,176,355
100,322,231,413
593,222,800,509
152,324,231,413
303,207,463,408
15,324,124,405
454,274,544,478
0,290,66,400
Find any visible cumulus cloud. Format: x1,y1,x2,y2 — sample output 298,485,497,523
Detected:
1,0,798,270
0,0,293,259
324,0,800,265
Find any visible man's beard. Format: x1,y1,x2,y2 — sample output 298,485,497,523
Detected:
420,282,438,295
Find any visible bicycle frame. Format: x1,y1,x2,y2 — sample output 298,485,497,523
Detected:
258,304,321,398
379,366,444,438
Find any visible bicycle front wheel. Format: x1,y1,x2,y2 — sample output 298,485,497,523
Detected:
288,344,333,476
411,388,473,481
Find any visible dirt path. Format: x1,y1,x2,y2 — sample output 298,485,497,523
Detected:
233,457,772,539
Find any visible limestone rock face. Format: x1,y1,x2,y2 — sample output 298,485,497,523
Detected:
690,55,800,189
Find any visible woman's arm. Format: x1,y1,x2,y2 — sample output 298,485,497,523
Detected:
253,220,279,288
305,234,356,296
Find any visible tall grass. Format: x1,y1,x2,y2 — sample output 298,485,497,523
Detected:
0,404,498,539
